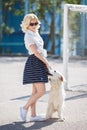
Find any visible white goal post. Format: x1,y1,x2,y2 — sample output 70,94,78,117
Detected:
63,4,87,90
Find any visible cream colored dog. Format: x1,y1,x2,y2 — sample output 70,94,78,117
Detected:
46,70,65,121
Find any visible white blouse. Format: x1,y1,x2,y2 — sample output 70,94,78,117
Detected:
24,30,47,57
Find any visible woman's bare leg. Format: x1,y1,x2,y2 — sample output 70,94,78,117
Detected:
30,84,37,117
23,83,46,116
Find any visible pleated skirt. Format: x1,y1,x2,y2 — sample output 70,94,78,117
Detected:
23,54,49,84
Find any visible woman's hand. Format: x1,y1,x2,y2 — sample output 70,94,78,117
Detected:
45,63,51,70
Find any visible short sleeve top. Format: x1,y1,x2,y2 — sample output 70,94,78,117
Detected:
24,30,47,57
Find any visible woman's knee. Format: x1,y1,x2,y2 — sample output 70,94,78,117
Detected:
32,84,37,95
38,89,45,97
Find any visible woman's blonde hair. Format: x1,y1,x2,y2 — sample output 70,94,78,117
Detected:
20,13,40,33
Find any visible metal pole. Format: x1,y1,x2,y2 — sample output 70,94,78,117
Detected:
81,0,86,56
81,13,86,56
25,0,30,15
63,4,69,90
63,3,87,90
53,0,56,54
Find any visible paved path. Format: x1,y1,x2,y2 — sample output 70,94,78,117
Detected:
0,57,87,130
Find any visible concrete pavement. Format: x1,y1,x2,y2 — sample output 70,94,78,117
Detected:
0,56,87,130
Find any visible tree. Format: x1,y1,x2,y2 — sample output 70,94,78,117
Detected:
64,0,82,54
64,0,81,4
1,0,24,34
30,0,81,54
1,0,81,54
29,0,61,54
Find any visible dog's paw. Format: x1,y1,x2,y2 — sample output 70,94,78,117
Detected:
57,118,65,122
46,116,52,120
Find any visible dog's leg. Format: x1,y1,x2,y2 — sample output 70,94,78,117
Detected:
58,107,65,121
46,103,54,119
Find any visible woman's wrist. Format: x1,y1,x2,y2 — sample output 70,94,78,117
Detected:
45,62,50,69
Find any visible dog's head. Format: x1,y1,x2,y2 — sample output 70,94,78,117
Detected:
48,70,66,88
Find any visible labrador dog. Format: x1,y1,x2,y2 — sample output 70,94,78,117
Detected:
46,70,65,121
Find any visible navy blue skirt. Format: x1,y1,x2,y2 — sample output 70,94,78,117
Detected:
23,54,49,84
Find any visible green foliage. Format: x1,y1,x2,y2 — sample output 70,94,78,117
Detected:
68,12,83,55
2,0,24,13
30,0,60,19
69,12,80,35
2,0,82,54
1,23,15,34
29,0,82,54
64,0,81,4
2,0,24,34
64,0,82,53
29,0,63,53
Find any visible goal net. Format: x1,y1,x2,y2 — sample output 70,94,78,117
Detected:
63,4,87,90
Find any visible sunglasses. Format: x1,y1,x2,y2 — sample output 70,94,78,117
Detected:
29,22,38,26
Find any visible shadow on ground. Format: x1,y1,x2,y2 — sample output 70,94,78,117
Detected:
66,92,87,101
0,118,60,130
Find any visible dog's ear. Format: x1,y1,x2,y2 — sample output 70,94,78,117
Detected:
60,76,63,82
59,75,66,82
61,76,66,82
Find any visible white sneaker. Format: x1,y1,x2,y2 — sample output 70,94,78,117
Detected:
20,107,28,121
30,115,46,122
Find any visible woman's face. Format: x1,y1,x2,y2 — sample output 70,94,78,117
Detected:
27,18,39,32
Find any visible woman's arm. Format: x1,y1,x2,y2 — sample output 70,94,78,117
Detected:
29,44,50,69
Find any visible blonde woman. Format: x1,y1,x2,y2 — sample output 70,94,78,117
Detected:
20,13,51,122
